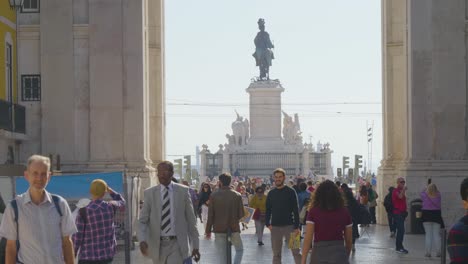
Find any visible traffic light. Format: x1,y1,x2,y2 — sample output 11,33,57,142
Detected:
184,155,192,181
184,155,191,168
174,159,182,176
355,155,363,168
342,156,349,170
337,168,342,177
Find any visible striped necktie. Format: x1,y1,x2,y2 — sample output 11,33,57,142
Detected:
161,186,171,234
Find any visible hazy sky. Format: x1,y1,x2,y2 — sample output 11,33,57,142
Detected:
165,0,382,174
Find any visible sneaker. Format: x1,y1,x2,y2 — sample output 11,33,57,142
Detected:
425,253,431,258
258,241,264,246
435,253,441,257
396,248,409,254
390,232,395,238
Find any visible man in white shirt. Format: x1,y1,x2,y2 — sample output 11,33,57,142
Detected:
0,154,77,264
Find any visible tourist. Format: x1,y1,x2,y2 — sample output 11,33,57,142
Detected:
420,183,444,258
250,186,267,246
301,180,353,264
198,183,212,230
383,187,396,237
392,177,409,254
0,155,77,264
447,177,468,263
206,173,245,264
266,168,301,264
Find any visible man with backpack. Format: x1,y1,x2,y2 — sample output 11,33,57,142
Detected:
384,187,396,238
72,179,125,264
0,155,77,264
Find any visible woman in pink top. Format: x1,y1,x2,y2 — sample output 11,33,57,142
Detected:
301,180,353,264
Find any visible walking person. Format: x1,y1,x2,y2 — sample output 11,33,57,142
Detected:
341,184,360,252
392,177,409,254
0,155,77,264
448,177,468,263
367,182,378,224
206,173,245,264
198,183,212,229
301,180,353,264
420,183,444,258
138,161,200,264
72,179,126,264
383,187,396,237
265,168,301,264
250,186,267,246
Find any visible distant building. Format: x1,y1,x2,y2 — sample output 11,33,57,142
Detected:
0,2,25,165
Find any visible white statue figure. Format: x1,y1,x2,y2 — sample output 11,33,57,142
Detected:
243,118,250,145
226,133,236,146
293,113,303,143
317,141,323,151
282,111,302,144
232,111,245,146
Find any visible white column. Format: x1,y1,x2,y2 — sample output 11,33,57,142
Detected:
302,144,310,176
222,144,230,173
199,145,208,183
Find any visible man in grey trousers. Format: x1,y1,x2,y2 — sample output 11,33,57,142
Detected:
265,168,301,264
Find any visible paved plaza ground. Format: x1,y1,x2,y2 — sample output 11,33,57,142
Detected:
115,220,451,264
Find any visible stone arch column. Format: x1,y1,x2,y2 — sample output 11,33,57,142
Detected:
378,0,468,227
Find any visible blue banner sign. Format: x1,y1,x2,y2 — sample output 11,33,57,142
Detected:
16,171,124,200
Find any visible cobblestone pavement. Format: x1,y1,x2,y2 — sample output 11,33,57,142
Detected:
114,220,450,264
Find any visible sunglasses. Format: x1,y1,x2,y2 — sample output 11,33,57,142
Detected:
399,181,406,184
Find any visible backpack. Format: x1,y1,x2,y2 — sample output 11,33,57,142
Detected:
10,194,63,264
383,192,393,213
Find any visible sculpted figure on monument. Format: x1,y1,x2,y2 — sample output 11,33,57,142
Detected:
232,112,245,146
282,111,302,145
253,18,275,80
243,118,250,145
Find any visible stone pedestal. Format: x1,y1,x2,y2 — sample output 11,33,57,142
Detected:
246,80,284,149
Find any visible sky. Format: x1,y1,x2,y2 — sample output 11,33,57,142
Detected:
165,0,382,174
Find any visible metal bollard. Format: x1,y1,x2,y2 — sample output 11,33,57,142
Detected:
440,228,447,264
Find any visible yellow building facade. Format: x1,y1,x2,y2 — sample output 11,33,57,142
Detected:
0,2,17,103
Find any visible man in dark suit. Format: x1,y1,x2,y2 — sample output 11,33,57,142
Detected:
138,161,200,263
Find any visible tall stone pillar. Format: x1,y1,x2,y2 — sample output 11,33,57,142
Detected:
147,0,166,168
378,0,467,227
302,144,310,176
222,144,230,173
246,80,284,148
40,0,75,159
199,145,208,184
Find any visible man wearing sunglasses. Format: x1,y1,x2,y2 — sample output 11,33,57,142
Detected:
392,177,409,254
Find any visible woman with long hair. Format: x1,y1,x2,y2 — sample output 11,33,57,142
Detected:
301,180,353,264
198,183,212,232
420,183,444,258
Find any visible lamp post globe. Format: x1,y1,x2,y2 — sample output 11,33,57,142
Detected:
8,0,24,9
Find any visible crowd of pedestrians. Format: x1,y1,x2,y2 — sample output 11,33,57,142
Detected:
0,155,468,263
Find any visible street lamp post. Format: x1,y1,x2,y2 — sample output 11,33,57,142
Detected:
8,0,24,10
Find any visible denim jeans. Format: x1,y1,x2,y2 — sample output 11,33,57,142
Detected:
387,212,396,233
255,220,265,242
214,232,243,264
394,213,406,250
423,222,441,255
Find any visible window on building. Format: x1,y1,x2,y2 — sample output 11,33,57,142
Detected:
6,43,12,102
21,0,40,13
21,75,41,101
